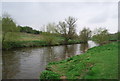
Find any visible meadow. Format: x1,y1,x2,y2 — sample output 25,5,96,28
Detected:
2,32,81,50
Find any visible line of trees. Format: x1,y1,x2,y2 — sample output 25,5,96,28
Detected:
18,25,42,34
40,16,78,44
40,16,111,45
42,16,120,45
2,14,119,46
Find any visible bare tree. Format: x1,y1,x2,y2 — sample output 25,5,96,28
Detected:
46,23,57,33
57,16,77,44
40,25,46,32
65,16,76,39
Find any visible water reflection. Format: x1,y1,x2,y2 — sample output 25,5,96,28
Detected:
44,45,77,62
2,41,97,79
0,50,2,80
80,43,89,53
2,50,21,79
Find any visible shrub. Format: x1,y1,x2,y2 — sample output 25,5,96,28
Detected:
92,28,110,45
40,70,60,79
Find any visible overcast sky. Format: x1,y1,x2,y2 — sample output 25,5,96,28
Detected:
2,1,118,34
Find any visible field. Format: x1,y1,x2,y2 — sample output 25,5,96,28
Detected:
3,33,81,50
40,41,118,79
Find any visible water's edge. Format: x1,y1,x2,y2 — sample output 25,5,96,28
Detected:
2,41,97,79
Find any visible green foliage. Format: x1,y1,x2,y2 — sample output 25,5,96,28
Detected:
79,27,91,42
33,30,41,34
2,16,19,42
43,36,57,45
2,40,48,50
2,32,81,50
42,33,61,45
2,17,18,33
109,32,120,40
68,39,81,44
46,23,57,33
40,70,60,79
18,25,41,34
2,41,13,50
92,28,110,45
56,16,77,44
4,32,20,42
41,42,118,79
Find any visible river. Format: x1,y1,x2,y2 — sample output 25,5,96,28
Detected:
2,41,97,79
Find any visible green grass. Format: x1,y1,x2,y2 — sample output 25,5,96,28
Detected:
3,32,81,50
40,42,118,79
40,70,60,79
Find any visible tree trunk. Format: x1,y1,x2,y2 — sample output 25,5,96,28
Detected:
64,38,69,44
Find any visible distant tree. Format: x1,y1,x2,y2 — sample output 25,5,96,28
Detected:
92,28,110,45
18,26,33,33
79,27,91,43
65,16,76,39
46,23,57,33
32,30,41,34
56,16,77,44
118,32,120,40
2,15,19,42
109,32,118,41
40,25,46,32
44,36,56,45
18,25,41,34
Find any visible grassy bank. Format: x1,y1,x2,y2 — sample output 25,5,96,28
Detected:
2,33,81,50
40,42,118,79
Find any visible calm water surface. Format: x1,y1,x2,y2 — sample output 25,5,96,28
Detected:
2,41,97,79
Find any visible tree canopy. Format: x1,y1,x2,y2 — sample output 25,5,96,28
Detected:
18,25,41,34
2,16,19,42
56,16,77,43
92,28,110,45
79,27,91,43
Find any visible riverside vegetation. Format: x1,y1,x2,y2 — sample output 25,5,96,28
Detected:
1,14,119,79
2,16,81,50
2,15,119,50
40,41,118,79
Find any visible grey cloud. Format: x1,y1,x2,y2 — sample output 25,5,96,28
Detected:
88,12,109,23
2,2,118,33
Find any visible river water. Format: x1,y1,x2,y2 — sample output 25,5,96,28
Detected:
2,41,97,79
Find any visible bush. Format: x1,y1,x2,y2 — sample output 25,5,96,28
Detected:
2,42,13,50
18,26,41,34
92,28,110,45
40,70,60,79
2,41,48,50
2,41,22,50
79,28,91,43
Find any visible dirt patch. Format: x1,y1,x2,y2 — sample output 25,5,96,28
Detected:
60,76,67,79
